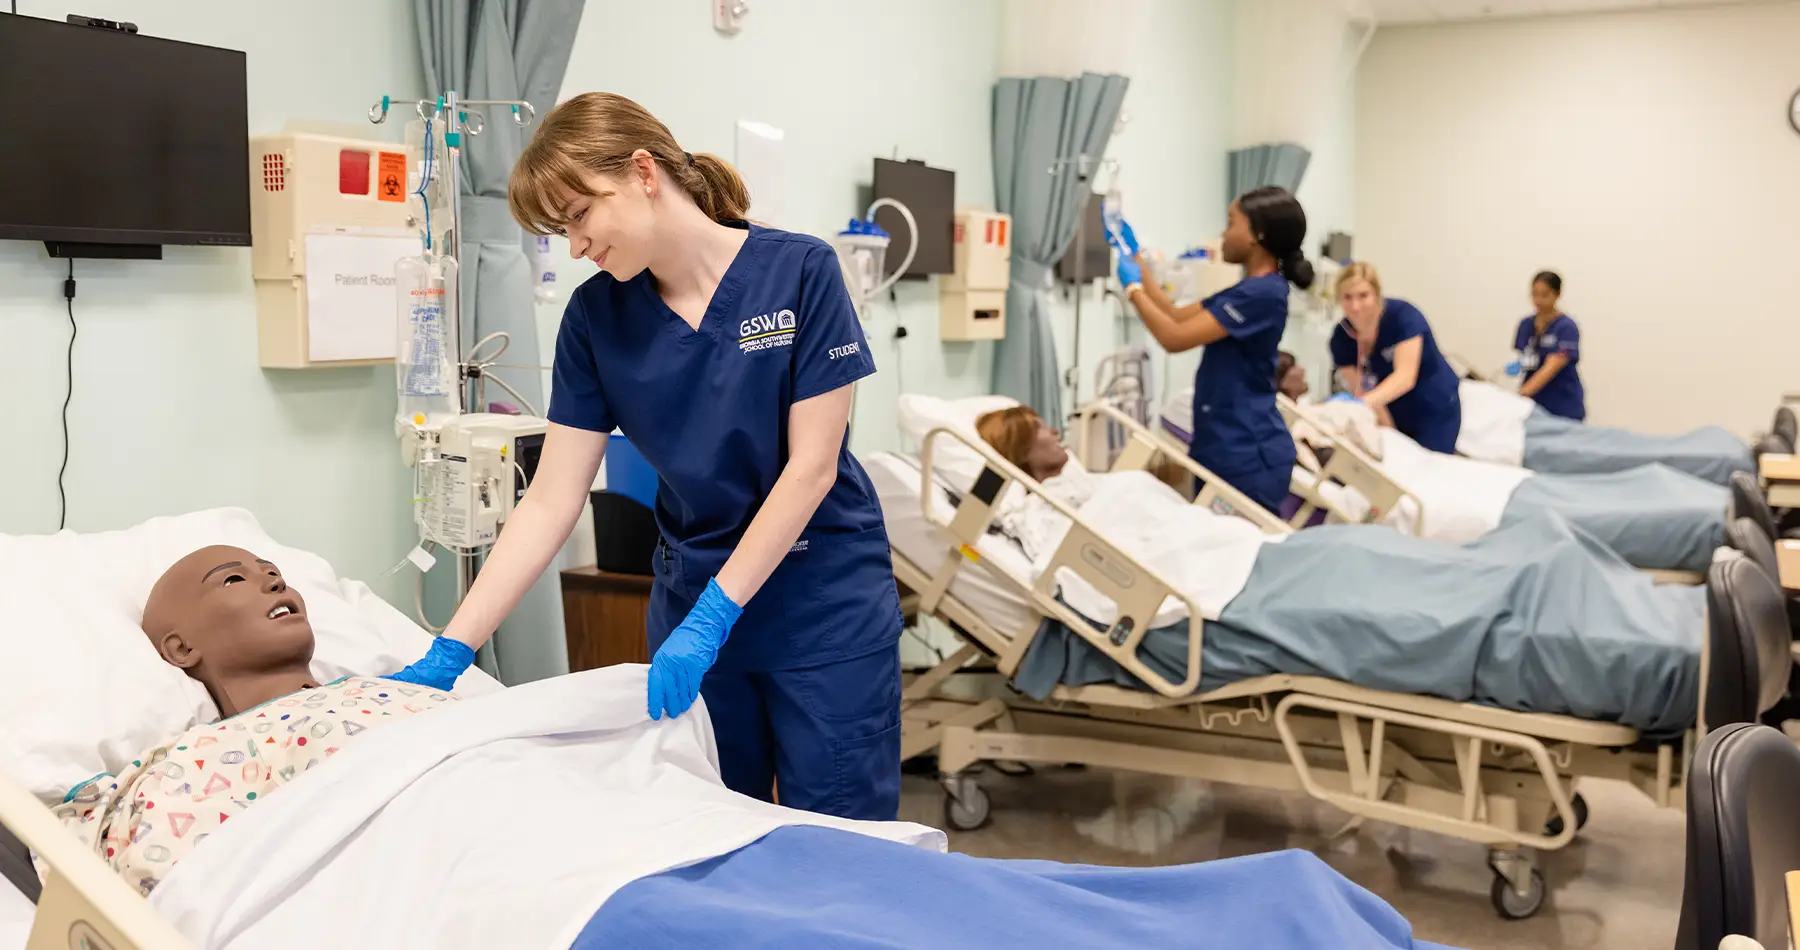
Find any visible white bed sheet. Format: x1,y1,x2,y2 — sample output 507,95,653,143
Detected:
148,667,943,950
1456,379,1533,465
0,881,28,950
866,452,1039,637
1379,428,1532,543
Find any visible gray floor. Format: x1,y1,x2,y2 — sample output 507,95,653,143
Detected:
898,766,1685,950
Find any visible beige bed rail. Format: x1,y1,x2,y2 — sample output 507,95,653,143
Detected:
917,424,1213,698
0,769,195,950
1071,401,1294,535
1275,394,1424,532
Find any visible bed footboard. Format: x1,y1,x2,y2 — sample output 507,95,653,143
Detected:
0,769,195,950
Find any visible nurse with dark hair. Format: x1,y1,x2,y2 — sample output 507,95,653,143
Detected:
1109,187,1311,512
1513,271,1585,421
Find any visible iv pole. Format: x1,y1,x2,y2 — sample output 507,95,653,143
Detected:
1048,154,1119,414
369,91,535,674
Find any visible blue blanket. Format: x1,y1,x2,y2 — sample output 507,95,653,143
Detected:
1015,511,1704,735
1501,463,1727,572
576,825,1455,950
1523,410,1752,486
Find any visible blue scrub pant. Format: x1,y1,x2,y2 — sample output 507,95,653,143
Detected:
699,648,902,822
1208,462,1290,514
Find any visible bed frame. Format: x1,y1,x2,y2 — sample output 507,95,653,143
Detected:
898,403,1777,919
0,767,195,949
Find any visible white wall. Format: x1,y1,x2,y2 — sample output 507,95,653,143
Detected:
1356,1,1800,435
0,2,423,601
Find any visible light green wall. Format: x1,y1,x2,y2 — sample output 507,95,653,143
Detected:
1,0,425,605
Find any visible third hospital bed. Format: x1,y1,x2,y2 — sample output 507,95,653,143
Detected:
1159,387,1728,578
1456,377,1754,486
886,396,1792,919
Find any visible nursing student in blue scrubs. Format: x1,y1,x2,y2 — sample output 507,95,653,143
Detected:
1513,270,1585,421
1328,262,1462,453
387,92,903,821
1111,188,1310,512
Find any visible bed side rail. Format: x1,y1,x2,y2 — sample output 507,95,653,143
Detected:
0,769,196,950
919,425,1208,697
1275,394,1425,533
1071,401,1293,536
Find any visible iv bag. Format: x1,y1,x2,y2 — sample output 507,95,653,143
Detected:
396,254,460,430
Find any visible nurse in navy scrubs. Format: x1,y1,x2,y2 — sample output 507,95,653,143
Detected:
1328,262,1462,453
388,92,902,821
1513,270,1585,421
1111,187,1310,512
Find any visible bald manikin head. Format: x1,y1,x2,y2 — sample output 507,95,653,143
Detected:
142,545,319,718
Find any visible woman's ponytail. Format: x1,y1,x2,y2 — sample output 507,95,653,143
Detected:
1237,186,1313,290
685,152,750,224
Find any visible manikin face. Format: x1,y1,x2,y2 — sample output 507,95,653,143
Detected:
556,151,662,280
1338,278,1382,326
1219,201,1256,266
1280,363,1310,400
1027,418,1070,481
141,545,314,683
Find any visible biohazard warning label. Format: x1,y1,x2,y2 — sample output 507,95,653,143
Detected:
378,151,407,202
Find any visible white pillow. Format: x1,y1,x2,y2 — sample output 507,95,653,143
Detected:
0,507,501,804
895,394,1087,492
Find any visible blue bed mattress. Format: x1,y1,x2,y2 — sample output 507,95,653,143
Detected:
1015,511,1704,736
1523,410,1752,486
1502,463,1726,572
576,825,1456,950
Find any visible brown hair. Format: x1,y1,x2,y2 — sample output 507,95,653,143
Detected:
975,407,1041,472
1334,261,1382,298
508,92,749,235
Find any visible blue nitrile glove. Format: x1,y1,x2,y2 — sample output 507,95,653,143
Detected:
388,635,476,691
1107,216,1140,257
1116,253,1143,288
1504,361,1522,377
1326,392,1362,404
648,578,743,721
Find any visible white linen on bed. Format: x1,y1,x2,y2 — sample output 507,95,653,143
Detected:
1006,470,1278,626
148,666,943,950
895,393,1088,495
1379,429,1533,543
1291,468,1423,536
0,508,501,804
864,452,1040,635
0,879,28,950
1455,379,1534,465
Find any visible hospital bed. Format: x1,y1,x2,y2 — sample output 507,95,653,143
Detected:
885,399,1792,919
0,510,1471,950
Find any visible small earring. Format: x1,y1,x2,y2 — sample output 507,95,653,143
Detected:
645,186,652,196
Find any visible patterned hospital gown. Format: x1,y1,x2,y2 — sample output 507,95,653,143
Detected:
44,676,455,895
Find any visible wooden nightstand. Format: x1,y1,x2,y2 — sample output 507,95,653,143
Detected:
560,566,653,672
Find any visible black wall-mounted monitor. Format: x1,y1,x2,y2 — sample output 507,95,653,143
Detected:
0,16,251,255
870,158,953,278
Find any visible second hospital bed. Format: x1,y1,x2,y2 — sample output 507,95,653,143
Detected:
0,509,1455,950
886,397,1792,919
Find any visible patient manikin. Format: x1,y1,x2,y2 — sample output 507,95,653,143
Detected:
41,546,457,895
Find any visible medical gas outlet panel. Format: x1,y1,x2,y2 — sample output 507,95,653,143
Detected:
940,209,1011,342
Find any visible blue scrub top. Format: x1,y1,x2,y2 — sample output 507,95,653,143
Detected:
550,222,898,670
1329,297,1462,452
1514,314,1585,421
1191,272,1298,477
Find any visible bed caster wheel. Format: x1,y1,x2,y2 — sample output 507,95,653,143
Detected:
942,776,992,832
1543,793,1590,838
1490,868,1546,920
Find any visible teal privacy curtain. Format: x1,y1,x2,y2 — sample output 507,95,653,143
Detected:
1227,142,1311,203
991,73,1130,423
417,0,584,684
